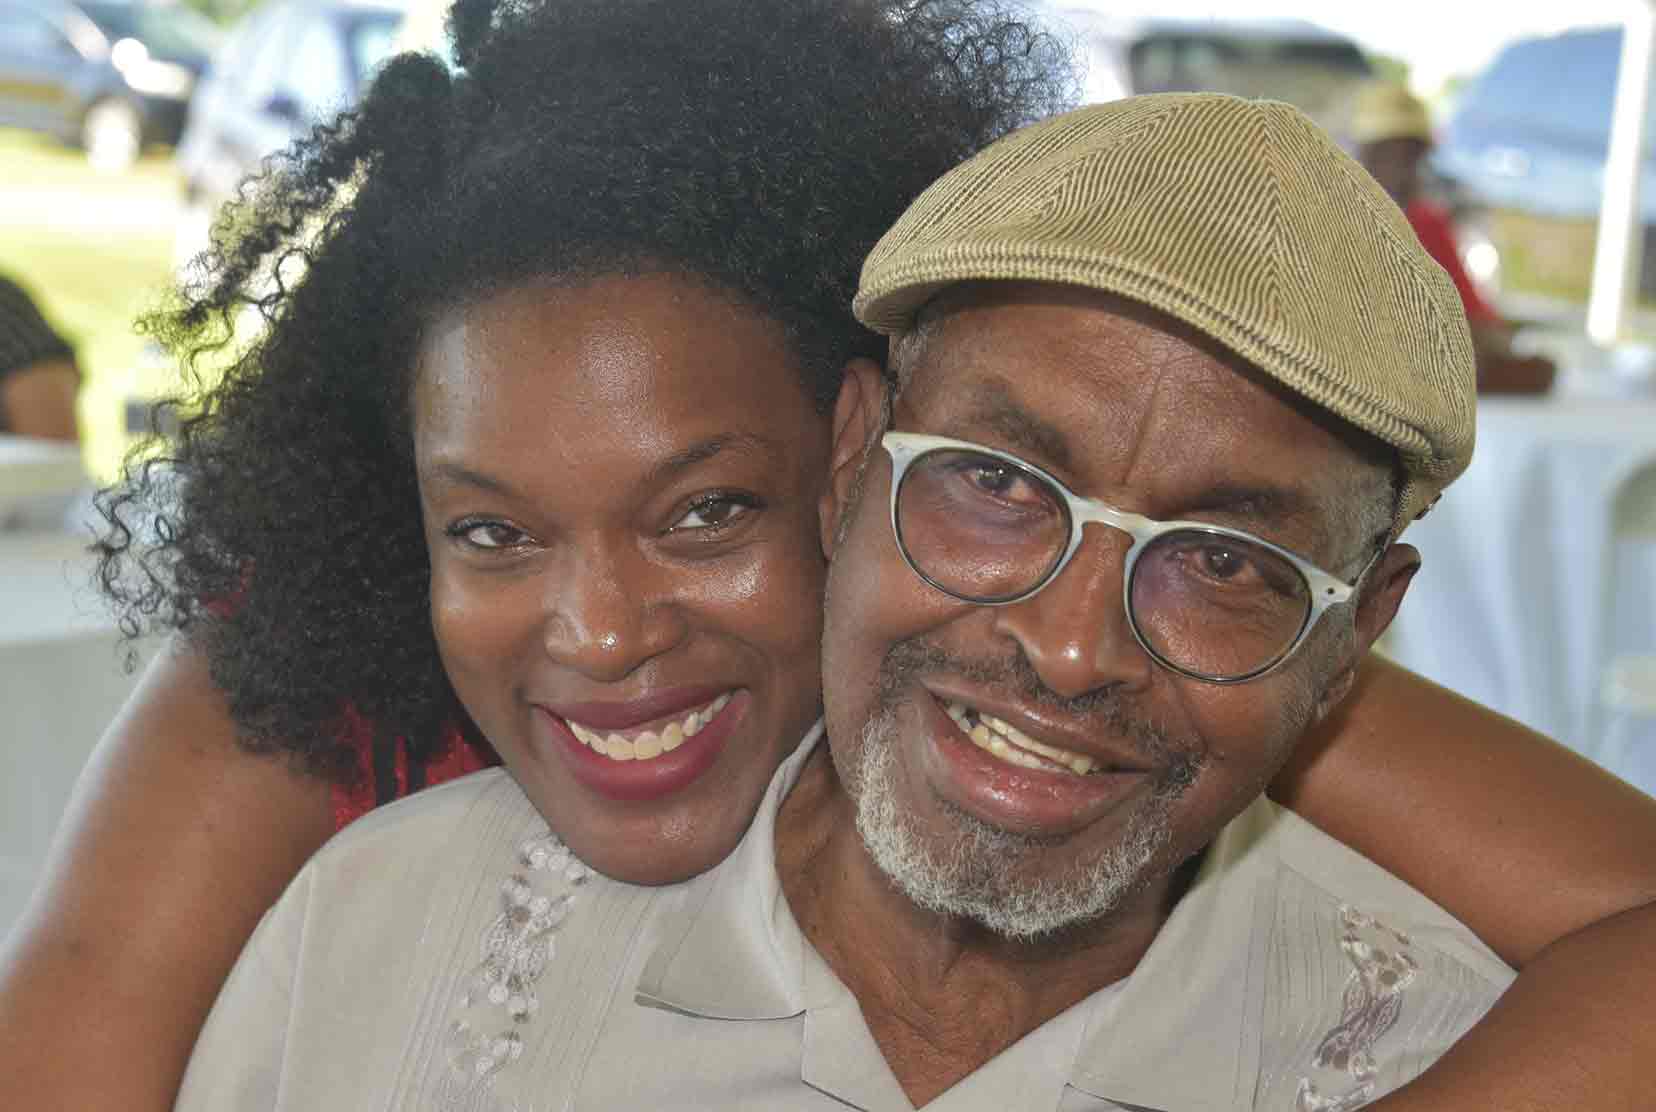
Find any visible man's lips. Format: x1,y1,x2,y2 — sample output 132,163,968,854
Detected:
926,687,1151,778
913,689,1158,836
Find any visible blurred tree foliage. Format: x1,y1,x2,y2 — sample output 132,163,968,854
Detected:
1366,52,1410,85
177,0,258,27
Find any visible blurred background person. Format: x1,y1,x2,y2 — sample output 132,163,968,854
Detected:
1350,79,1558,395
0,275,80,443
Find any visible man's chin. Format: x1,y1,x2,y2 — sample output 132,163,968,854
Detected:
850,713,1174,942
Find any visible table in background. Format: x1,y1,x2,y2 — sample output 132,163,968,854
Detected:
1384,384,1656,783
1,521,154,937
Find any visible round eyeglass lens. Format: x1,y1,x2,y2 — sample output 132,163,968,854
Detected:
894,448,1070,603
1128,529,1313,679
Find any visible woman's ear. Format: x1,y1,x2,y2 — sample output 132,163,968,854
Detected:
820,358,888,559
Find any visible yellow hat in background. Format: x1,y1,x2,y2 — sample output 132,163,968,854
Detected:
854,93,1475,535
1348,79,1434,145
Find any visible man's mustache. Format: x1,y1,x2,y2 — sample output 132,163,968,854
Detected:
873,634,1197,780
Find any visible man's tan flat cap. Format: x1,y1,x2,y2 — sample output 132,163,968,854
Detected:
855,93,1476,533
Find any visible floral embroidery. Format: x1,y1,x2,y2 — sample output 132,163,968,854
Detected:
1296,905,1418,1111
440,830,591,1104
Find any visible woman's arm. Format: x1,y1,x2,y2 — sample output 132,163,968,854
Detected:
1273,653,1656,1107
0,636,335,1111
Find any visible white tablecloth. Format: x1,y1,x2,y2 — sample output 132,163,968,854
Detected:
0,435,88,530
0,530,153,936
1385,388,1656,769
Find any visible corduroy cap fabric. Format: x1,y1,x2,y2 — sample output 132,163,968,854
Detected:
854,93,1476,535
1348,81,1434,145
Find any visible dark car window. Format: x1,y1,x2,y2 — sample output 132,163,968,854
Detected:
79,1,219,58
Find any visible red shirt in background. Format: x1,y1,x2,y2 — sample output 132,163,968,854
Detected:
1406,198,1501,329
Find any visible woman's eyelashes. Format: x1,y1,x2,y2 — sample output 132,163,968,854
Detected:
667,491,764,536
445,517,536,554
440,491,765,559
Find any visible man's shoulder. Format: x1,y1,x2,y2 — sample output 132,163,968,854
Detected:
1099,801,1516,1109
1231,800,1512,983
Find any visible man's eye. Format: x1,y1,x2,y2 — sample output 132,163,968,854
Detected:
447,520,531,551
670,493,761,533
967,464,1017,496
1198,544,1250,581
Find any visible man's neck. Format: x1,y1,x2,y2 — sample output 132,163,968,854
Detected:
774,743,1188,1108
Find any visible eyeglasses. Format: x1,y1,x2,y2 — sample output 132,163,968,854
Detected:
880,432,1368,684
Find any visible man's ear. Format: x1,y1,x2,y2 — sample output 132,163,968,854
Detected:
1312,543,1421,721
820,358,889,559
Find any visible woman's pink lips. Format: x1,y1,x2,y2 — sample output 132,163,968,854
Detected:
545,686,729,731
533,692,742,803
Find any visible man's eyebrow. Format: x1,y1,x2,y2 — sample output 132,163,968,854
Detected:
1178,482,1328,546
952,378,1074,472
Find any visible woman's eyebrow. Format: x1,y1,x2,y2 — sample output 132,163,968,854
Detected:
421,460,520,499
642,432,781,488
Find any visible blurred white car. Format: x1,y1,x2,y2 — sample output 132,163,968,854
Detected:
172,0,403,246
1039,10,1373,132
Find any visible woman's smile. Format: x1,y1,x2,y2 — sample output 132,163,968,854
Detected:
416,271,831,883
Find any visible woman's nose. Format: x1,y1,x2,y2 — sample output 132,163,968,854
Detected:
540,547,686,683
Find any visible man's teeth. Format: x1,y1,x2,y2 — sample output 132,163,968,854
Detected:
944,702,1098,776
566,693,731,762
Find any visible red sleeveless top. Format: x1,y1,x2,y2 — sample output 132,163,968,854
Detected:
330,705,500,830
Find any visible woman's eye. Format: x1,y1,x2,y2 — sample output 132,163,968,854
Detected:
670,493,760,533
447,519,531,551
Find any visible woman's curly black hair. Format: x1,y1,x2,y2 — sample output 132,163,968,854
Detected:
94,0,1073,782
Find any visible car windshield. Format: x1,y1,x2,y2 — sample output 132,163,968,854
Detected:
1455,29,1622,146
1128,32,1371,126
80,1,222,59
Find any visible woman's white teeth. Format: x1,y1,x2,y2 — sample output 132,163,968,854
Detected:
944,702,1097,776
567,693,730,762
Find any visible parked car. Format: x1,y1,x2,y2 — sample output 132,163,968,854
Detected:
1438,27,1638,224
1435,26,1656,297
1039,11,1373,132
0,0,218,169
174,0,404,213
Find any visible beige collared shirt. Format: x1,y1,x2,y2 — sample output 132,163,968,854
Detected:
176,725,1512,1111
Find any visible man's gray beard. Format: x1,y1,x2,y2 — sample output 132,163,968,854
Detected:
850,703,1182,942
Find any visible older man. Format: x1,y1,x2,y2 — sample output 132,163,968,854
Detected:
177,95,1509,1110
767,92,1504,1109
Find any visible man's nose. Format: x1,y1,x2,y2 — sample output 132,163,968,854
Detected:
541,547,686,683
988,526,1154,698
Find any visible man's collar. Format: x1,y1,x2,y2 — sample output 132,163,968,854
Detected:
638,726,1281,1111
1066,799,1280,1111
634,720,822,1021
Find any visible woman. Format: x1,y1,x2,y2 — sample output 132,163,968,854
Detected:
1,0,1652,1106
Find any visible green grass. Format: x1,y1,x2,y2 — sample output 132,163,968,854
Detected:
0,129,187,480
